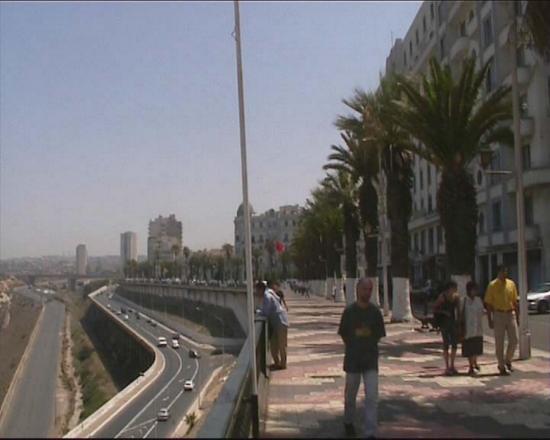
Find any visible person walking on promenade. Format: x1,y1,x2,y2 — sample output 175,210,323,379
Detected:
484,265,519,376
460,281,484,376
433,281,460,376
338,277,386,438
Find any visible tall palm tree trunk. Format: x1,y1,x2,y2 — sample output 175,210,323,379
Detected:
438,168,477,294
387,173,413,321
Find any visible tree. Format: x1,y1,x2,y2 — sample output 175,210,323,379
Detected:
524,1,550,58
322,171,360,282
394,56,511,283
252,248,262,280
324,130,379,280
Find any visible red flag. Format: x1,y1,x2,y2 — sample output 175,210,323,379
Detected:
275,241,286,254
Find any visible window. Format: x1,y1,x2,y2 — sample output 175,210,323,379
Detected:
522,144,531,170
468,9,475,22
479,211,485,234
415,29,419,45
477,169,483,186
486,58,494,92
427,166,432,186
409,40,413,56
420,197,424,211
420,169,424,189
460,20,466,37
260,221,263,228
423,16,426,33
284,220,288,227
403,51,407,67
292,220,296,226
429,228,434,254
525,194,534,226
284,234,289,242
430,2,434,20
492,200,502,231
483,17,493,47
421,230,426,253
252,236,256,243
437,225,443,245
439,37,445,58
414,233,419,251
428,196,433,213
236,234,240,241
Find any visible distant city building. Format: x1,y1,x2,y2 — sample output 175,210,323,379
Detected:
384,0,550,289
234,204,302,276
147,214,183,263
76,244,87,276
120,231,137,267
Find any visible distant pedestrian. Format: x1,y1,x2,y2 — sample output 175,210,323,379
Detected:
332,286,337,302
484,265,519,376
433,280,460,376
305,286,310,298
338,277,386,438
460,281,484,376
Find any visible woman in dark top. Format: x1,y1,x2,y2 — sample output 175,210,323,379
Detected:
434,280,460,376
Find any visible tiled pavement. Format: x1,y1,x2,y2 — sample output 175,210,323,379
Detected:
263,291,550,438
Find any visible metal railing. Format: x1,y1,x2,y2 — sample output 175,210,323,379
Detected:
197,317,269,438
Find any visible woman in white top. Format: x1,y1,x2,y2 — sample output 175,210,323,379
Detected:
460,281,485,376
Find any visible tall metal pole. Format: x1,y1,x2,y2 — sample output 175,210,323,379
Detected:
233,0,259,435
510,3,530,359
379,151,390,316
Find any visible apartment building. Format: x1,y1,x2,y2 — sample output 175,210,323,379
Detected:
147,214,183,263
234,204,302,275
120,231,137,266
385,0,550,290
75,244,87,276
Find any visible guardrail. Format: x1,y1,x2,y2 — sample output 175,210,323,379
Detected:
197,317,269,438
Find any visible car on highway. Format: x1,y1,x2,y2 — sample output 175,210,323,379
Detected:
157,337,167,347
124,314,129,320
171,339,180,349
172,333,180,340
116,310,121,316
136,313,140,320
189,349,200,359
183,380,195,391
151,321,157,327
528,282,550,314
107,304,111,309
157,408,170,421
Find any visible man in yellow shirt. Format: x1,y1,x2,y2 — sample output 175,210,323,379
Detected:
484,265,519,376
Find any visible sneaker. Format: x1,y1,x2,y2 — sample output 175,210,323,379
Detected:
468,367,478,377
498,367,510,376
344,423,356,437
474,364,481,372
505,362,514,373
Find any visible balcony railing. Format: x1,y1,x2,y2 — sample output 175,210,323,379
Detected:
198,317,269,438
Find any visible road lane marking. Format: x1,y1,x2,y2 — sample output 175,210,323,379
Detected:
142,421,157,439
114,334,183,438
118,418,156,435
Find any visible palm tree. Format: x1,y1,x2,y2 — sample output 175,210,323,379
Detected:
524,1,550,58
324,130,379,282
393,55,512,285
322,170,360,290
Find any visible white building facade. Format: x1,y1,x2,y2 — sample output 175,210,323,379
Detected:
234,204,302,276
75,244,87,276
147,214,183,263
385,0,550,291
120,231,137,266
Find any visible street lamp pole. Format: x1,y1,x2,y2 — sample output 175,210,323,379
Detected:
379,151,390,316
510,4,530,359
233,1,259,436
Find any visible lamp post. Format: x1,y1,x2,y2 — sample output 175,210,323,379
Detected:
378,151,390,316
478,1,531,359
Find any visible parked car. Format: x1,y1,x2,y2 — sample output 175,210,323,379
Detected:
172,339,180,349
189,349,200,359
157,337,167,347
183,380,194,391
527,282,550,314
157,408,169,421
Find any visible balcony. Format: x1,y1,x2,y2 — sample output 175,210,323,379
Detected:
450,36,469,60
520,117,534,138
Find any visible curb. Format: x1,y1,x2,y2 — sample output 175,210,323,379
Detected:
64,286,166,438
173,366,223,437
0,299,45,428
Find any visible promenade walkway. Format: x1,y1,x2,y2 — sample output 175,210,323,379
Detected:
263,290,550,438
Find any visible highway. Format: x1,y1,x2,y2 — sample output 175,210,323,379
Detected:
91,290,220,438
0,286,65,438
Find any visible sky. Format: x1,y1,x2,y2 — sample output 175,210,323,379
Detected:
0,1,421,258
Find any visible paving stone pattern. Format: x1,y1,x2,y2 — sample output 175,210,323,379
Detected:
264,291,550,438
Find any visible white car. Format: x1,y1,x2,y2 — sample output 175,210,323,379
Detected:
157,337,167,347
184,380,194,391
124,314,129,320
527,282,550,314
171,339,180,349
107,304,111,309
157,408,169,421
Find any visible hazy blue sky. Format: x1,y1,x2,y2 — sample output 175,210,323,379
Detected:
0,1,420,258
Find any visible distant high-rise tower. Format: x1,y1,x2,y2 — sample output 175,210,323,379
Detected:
120,232,137,267
76,244,87,276
147,214,183,263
